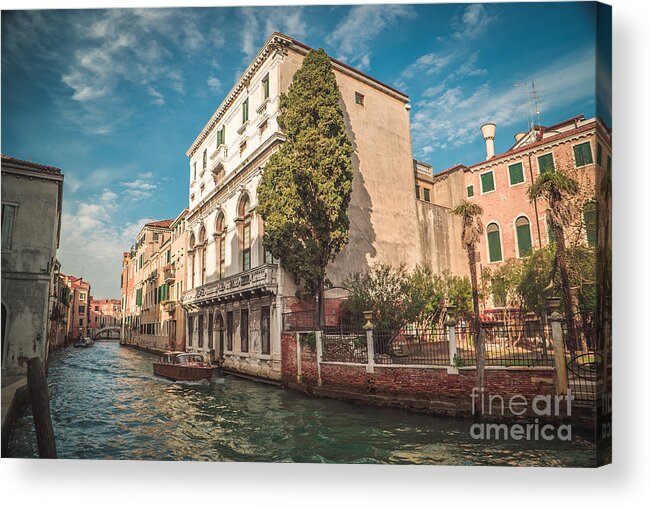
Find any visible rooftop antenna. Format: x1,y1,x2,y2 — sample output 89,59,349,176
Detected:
513,82,534,133
530,81,542,130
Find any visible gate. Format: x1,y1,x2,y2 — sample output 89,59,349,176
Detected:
563,311,600,406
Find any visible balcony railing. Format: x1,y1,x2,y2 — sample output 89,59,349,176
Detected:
163,265,175,282
181,264,278,308
210,144,227,164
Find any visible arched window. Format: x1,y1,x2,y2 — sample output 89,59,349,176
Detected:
583,200,598,247
215,213,226,279
486,223,503,263
238,194,252,271
199,226,207,285
189,233,196,289
515,216,533,257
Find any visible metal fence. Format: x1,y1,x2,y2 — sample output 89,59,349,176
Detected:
321,326,368,363
374,325,450,365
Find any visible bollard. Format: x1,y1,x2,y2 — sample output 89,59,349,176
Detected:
26,357,57,459
550,311,568,395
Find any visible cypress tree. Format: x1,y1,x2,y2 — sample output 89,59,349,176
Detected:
258,48,354,297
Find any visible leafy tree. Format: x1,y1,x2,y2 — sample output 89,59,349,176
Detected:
257,48,354,300
452,199,485,394
528,171,580,350
518,246,555,315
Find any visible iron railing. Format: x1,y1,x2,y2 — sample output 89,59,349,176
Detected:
321,326,368,363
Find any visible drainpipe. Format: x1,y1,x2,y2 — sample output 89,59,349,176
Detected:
527,153,543,248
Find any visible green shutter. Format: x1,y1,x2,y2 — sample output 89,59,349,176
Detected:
583,201,598,246
596,143,603,166
487,230,502,262
508,162,524,185
481,172,495,193
467,185,474,197
573,142,593,167
516,222,532,257
243,98,249,123
538,153,555,174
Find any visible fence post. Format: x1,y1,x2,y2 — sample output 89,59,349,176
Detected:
315,331,323,386
550,310,568,395
295,332,302,384
446,318,459,374
363,314,375,374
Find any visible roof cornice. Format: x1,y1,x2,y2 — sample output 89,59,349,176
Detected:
186,32,292,158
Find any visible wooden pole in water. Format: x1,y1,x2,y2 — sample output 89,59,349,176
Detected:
26,357,57,459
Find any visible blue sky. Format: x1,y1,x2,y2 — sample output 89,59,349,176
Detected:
1,2,610,298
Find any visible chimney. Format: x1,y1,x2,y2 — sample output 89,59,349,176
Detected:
480,123,496,160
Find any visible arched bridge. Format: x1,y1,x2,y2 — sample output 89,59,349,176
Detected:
94,326,121,340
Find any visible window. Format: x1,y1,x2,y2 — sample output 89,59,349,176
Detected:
217,125,226,146
515,216,533,257
79,305,85,313
573,142,593,167
240,309,249,352
242,97,249,123
508,162,525,185
79,293,86,301
239,195,251,271
467,185,474,197
355,92,365,106
216,213,226,278
94,305,99,311
208,313,214,349
607,156,611,171
415,185,420,199
79,318,83,327
261,306,271,355
197,314,204,348
538,153,555,174
423,188,431,202
480,171,495,193
226,311,233,351
202,149,207,171
188,315,194,347
193,162,197,180
259,120,268,135
596,143,603,166
2,204,16,250
583,201,598,246
486,223,503,262
262,74,270,100
240,141,247,157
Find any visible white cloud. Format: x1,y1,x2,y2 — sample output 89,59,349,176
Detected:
327,4,416,70
147,86,165,106
240,7,307,59
207,75,222,91
452,4,496,40
411,47,596,158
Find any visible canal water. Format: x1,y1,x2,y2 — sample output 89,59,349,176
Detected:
7,341,595,465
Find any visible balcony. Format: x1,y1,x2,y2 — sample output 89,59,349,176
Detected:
181,264,278,309
163,265,175,282
162,300,176,314
210,144,227,164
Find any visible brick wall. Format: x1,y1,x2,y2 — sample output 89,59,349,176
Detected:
281,332,557,417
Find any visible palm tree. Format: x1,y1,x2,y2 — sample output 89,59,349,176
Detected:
528,170,580,350
453,200,485,393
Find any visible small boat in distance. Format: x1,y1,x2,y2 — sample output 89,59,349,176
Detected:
153,352,217,381
74,337,93,348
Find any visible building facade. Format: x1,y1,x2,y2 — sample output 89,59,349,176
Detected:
89,298,121,337
120,219,174,351
47,264,72,351
161,208,188,351
428,115,611,308
65,275,91,342
1,154,64,374
180,33,465,381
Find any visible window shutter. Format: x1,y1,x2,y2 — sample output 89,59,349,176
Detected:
487,228,502,262
516,219,532,256
573,142,593,167
481,172,495,193
508,163,524,185
583,201,598,246
467,185,474,197
596,143,603,166
538,154,555,174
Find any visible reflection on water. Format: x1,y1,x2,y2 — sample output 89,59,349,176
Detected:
7,341,594,465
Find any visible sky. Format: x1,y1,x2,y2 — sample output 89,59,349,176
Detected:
1,2,611,299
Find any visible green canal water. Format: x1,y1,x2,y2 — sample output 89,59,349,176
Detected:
7,341,595,465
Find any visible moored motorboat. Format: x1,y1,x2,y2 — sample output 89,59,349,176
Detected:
153,351,217,381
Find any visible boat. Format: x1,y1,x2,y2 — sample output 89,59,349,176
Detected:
74,337,93,348
153,351,217,381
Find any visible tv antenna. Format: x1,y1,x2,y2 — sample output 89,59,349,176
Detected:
513,81,543,136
